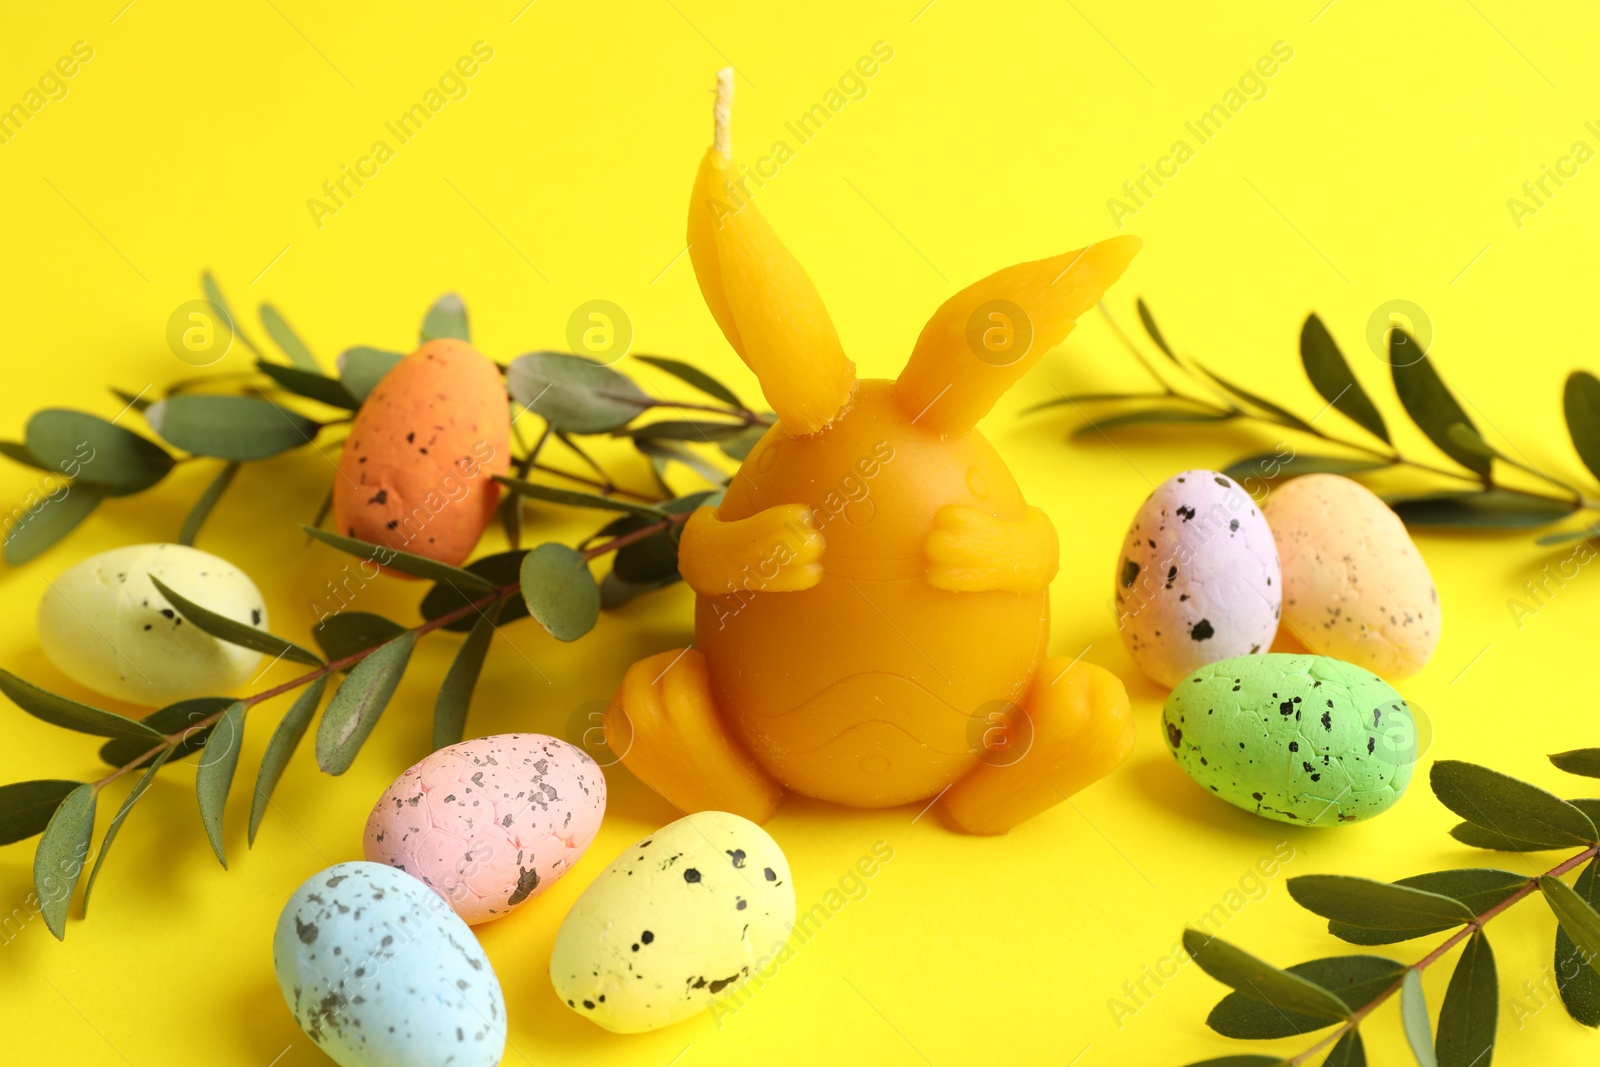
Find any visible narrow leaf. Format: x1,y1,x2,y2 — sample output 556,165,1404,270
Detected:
1287,874,1476,929
301,526,496,590
98,697,231,768
421,552,529,633
316,633,415,775
1387,489,1575,529
26,409,174,492
1221,453,1391,485
34,783,95,940
83,750,170,911
1389,330,1489,478
311,612,407,665
1556,858,1600,1027
633,436,730,485
1193,361,1312,429
1183,929,1351,1021
257,361,358,409
1136,298,1181,362
1536,523,1600,546
202,271,266,359
259,303,319,370
613,528,681,583
1300,314,1390,443
1324,1030,1366,1067
599,569,680,608
195,701,246,867
433,600,502,750
0,669,164,743
1072,408,1239,437
1208,956,1402,1038
3,483,104,564
308,486,333,531
178,461,240,546
634,354,742,407
1552,749,1600,779
0,780,83,845
520,543,600,642
420,292,470,343
494,476,668,518
248,676,328,845
1564,370,1600,483
613,419,752,442
1181,1058,1286,1067
1449,822,1562,852
0,440,49,470
718,421,769,461
1401,969,1437,1067
1021,391,1178,415
149,574,321,666
506,351,651,433
338,347,406,402
1431,760,1598,847
145,395,319,461
1543,874,1600,970
1327,869,1527,945
1436,930,1496,1067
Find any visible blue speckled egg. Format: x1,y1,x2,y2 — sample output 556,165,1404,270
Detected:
1162,653,1415,826
273,861,505,1067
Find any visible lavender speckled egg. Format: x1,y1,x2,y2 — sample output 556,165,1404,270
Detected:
273,861,506,1067
1262,474,1440,678
363,733,606,925
1115,470,1281,688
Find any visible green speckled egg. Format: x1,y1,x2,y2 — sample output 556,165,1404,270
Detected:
1162,653,1414,826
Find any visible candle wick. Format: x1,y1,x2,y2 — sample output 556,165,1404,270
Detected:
713,66,733,158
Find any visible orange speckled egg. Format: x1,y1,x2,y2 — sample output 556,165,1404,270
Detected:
333,339,511,567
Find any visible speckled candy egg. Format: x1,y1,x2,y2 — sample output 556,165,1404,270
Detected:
273,861,506,1067
551,810,796,1033
333,339,511,568
37,543,266,706
1263,474,1440,678
1163,653,1415,826
1115,470,1281,688
363,733,606,925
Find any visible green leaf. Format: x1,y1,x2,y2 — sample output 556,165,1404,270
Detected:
1193,361,1312,430
145,395,320,461
0,669,164,743
1543,874,1600,972
433,600,502,750
1136,298,1181,363
718,421,769,461
98,697,232,768
259,303,319,370
3,484,104,564
33,783,95,940
1401,969,1437,1067
178,460,240,546
494,475,668,518
599,569,681,609
1327,869,1527,944
613,528,681,583
149,574,322,666
1181,1058,1287,1067
1435,930,1496,1067
316,632,416,775
634,354,743,408
421,552,529,633
25,409,174,492
1387,489,1576,529
1287,874,1476,930
109,388,153,413
520,543,600,642
312,612,407,665
202,271,266,360
1432,760,1598,848
1389,330,1489,478
0,780,83,845
309,486,334,531
1221,453,1391,485
301,526,497,590
1208,955,1403,1038
1449,822,1562,852
1324,1030,1366,1067
1183,929,1351,1021
1072,408,1238,437
338,347,406,402
1555,858,1600,1027
614,419,753,442
1300,315,1390,443
506,351,651,433
1564,371,1600,483
83,750,169,912
1537,523,1600,546
247,676,327,845
634,436,730,486
256,361,358,409
0,440,49,470
420,292,470,343
195,701,245,867
1552,749,1600,779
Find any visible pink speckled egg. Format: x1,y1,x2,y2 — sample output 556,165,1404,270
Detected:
363,734,606,925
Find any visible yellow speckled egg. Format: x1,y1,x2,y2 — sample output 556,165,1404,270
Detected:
550,811,796,1033
1262,474,1440,678
332,339,510,568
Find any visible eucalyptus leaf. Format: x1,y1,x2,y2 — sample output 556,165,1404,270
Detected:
506,351,651,433
109,388,152,413
1136,298,1181,363
421,552,529,633
718,421,769,461
4,484,104,564
83,749,169,912
520,543,600,642
202,271,265,360
433,600,502,751
1553,858,1600,1027
1287,874,1476,930
613,528,681,583
1183,929,1351,1021
194,701,246,867
1020,392,1170,415
338,347,405,402
1431,760,1597,848
1208,955,1402,1038
309,487,334,531
312,612,407,666
0,440,49,470
1221,453,1391,485
1387,490,1576,529
25,409,174,492
316,632,416,775
0,780,83,846
0,668,164,743
614,419,752,442
1181,1058,1287,1067
260,303,319,370
1449,822,1562,852
1324,1029,1366,1067
633,437,730,486
1389,330,1489,478
302,526,496,590
1327,869,1526,945
34,783,94,940
1537,523,1600,546
494,476,667,518
1542,875,1600,973
599,570,681,609
1194,361,1312,430
1072,409,1238,437
257,361,358,409
1400,969,1437,1067
248,676,328,845
1564,370,1600,483
98,697,233,768
421,292,470,343
634,354,743,408
145,395,320,461
178,460,240,546
149,574,322,666
1551,749,1600,779
1435,930,1496,1067
1300,314,1390,443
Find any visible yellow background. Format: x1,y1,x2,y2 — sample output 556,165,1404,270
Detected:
3,1,1599,1063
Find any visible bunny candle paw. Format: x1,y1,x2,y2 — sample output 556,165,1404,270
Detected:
677,503,824,598
924,504,1059,593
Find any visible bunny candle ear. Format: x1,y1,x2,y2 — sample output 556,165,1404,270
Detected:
687,68,857,436
892,235,1142,436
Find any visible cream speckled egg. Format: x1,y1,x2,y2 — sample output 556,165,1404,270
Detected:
363,733,606,925
1262,474,1440,678
551,811,796,1033
1115,470,1281,688
273,861,505,1067
37,543,266,706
